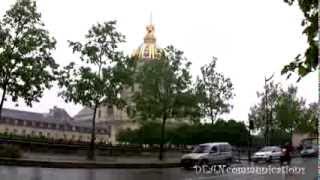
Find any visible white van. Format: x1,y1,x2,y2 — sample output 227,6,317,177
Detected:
180,142,233,168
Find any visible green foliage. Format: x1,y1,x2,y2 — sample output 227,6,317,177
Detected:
248,81,280,132
0,0,57,117
58,21,134,108
131,46,196,121
130,46,197,159
117,120,249,146
275,86,305,134
0,144,22,158
249,83,317,140
196,57,234,124
282,0,318,79
58,21,134,159
117,119,249,147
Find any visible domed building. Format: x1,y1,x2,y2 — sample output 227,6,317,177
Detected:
132,23,163,60
73,21,163,144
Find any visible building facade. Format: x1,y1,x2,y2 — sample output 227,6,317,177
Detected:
73,21,163,144
0,21,166,145
0,107,111,143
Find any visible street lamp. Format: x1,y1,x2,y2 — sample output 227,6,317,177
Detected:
264,74,274,146
248,119,254,162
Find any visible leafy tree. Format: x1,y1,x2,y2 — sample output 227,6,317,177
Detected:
275,86,305,136
196,57,234,124
249,83,316,144
281,0,318,79
131,46,196,160
117,119,250,147
58,21,133,160
248,81,280,135
0,0,57,118
296,102,318,134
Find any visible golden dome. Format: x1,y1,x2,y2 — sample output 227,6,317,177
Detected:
132,23,162,60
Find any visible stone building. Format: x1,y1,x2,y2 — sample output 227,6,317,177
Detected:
0,106,110,143
73,21,163,144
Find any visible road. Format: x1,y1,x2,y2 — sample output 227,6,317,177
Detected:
0,158,317,180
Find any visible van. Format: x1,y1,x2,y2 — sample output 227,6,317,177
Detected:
180,142,233,168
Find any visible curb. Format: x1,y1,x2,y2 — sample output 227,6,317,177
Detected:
0,158,181,169
238,155,301,161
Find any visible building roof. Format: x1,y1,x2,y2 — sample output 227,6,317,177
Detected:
73,107,94,122
2,108,48,122
2,107,74,125
132,23,163,60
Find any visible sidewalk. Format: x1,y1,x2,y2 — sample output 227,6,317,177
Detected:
0,152,182,169
24,152,181,163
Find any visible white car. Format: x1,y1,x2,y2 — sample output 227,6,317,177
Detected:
252,146,283,163
180,142,233,169
300,144,318,157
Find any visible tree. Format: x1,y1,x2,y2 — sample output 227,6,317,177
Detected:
117,119,250,147
131,46,196,160
281,0,318,79
248,83,316,144
58,21,133,160
275,86,305,136
0,0,57,118
248,81,280,135
196,57,234,124
296,102,318,134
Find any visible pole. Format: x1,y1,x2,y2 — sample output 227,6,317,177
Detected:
265,77,269,146
248,129,251,162
264,74,274,146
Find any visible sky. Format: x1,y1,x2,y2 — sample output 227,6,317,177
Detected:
0,0,318,123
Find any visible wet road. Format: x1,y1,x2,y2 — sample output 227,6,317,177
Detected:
0,158,317,180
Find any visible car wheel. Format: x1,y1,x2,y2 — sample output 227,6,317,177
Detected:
226,158,232,166
199,159,209,166
266,156,272,163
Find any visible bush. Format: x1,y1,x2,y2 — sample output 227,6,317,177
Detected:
0,144,22,158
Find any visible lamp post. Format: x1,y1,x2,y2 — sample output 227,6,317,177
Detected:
264,74,274,146
248,119,254,162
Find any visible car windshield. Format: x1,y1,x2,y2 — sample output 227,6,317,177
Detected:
192,145,211,153
259,147,274,152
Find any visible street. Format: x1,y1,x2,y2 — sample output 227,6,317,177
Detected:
0,158,316,180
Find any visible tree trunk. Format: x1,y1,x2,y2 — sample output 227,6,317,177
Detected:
159,114,167,160
0,84,7,120
210,109,214,124
88,103,98,160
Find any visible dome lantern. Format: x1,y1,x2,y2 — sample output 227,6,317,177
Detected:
132,17,162,60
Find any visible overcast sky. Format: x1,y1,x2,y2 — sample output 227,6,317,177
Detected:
0,0,317,123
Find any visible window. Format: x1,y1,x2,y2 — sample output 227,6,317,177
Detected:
210,146,218,153
107,105,113,115
98,109,101,118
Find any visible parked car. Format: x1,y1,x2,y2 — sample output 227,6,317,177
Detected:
300,144,318,157
252,146,283,163
180,142,233,169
